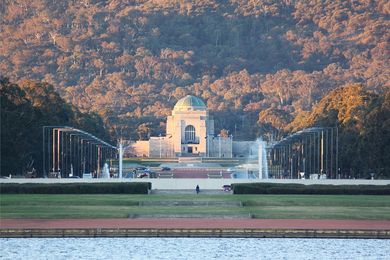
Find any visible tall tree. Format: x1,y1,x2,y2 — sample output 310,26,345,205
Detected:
0,77,111,176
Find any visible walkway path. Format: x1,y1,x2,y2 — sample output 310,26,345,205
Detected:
2,218,390,230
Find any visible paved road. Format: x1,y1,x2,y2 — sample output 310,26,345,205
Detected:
1,219,390,230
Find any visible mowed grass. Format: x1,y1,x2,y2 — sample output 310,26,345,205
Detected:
0,194,389,220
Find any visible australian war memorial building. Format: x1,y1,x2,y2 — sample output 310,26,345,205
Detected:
130,95,256,158
167,95,215,157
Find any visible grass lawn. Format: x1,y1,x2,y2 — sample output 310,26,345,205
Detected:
0,194,389,220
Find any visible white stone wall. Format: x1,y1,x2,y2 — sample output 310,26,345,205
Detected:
129,141,150,157
148,137,174,157
129,138,175,158
208,136,233,158
129,137,260,159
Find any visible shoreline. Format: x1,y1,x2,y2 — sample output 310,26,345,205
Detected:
1,219,389,239
1,228,389,239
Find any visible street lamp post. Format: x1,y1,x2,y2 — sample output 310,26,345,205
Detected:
205,135,209,157
159,134,162,158
119,139,123,179
321,130,324,176
42,127,46,177
230,134,233,158
218,134,221,158
336,125,339,179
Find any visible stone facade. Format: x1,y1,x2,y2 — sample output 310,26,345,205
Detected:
166,96,214,156
129,140,149,157
148,137,175,157
208,136,233,157
129,95,256,158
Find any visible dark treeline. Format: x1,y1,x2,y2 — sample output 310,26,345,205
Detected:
288,84,390,178
0,77,111,176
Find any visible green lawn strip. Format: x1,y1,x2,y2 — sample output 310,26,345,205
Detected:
1,205,132,219
0,194,241,203
240,195,390,207
1,194,389,220
249,206,390,220
0,204,249,219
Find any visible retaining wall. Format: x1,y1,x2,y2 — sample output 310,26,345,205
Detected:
1,228,389,239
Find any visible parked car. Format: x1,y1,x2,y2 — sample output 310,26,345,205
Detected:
222,185,232,191
161,167,171,171
135,166,148,171
136,172,149,178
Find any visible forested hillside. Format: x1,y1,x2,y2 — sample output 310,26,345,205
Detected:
1,0,389,140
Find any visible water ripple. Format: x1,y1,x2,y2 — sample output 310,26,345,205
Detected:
1,238,389,260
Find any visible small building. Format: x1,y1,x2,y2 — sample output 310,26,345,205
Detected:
130,95,256,158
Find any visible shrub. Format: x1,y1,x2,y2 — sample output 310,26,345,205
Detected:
0,182,151,194
232,183,390,195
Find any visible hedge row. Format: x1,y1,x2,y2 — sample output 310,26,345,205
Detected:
232,183,390,195
0,182,151,194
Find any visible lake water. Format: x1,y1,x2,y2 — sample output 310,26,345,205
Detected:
1,238,389,260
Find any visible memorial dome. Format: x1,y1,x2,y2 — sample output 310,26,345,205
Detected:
173,95,206,111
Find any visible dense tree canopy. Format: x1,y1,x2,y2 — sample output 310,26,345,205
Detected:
1,0,389,140
0,1,389,177
0,77,110,176
288,84,390,178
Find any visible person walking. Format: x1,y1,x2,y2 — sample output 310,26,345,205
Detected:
196,185,200,194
